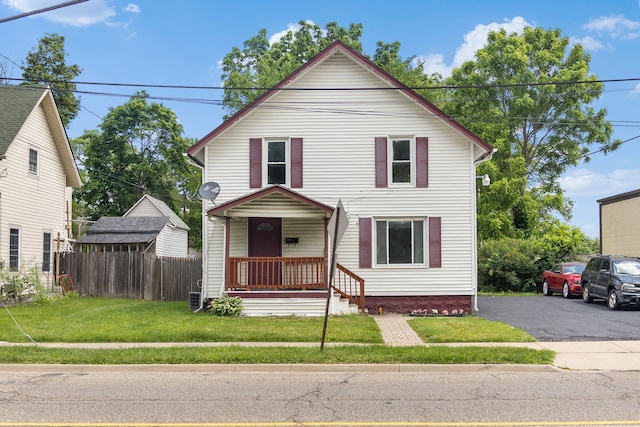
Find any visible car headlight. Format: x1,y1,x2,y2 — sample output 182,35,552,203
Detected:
621,283,639,292
573,278,581,284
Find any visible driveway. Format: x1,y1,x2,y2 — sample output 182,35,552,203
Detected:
475,295,640,342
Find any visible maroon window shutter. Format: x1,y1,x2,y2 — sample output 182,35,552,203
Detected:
291,137,303,188
416,137,429,188
359,217,372,268
428,217,441,268
374,137,388,188
249,138,262,188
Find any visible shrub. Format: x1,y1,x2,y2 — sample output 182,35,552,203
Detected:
209,293,243,317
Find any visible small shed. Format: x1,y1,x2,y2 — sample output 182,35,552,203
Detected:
74,217,170,254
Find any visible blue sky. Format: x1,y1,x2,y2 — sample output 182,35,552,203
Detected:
1,0,639,238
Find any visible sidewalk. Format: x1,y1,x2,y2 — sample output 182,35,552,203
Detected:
372,313,640,371
2,313,640,372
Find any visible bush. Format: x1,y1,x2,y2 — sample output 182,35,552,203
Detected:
477,224,600,293
209,293,243,317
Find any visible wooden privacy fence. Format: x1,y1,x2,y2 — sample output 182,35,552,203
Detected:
56,252,202,301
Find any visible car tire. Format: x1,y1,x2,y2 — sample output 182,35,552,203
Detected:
582,284,593,303
607,289,621,310
563,282,572,298
542,280,552,296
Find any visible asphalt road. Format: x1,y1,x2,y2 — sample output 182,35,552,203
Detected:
475,295,640,341
3,369,640,425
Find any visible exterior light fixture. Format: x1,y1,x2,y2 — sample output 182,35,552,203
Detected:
476,174,491,186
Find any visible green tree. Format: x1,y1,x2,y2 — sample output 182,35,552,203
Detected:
21,33,82,128
444,27,620,240
220,22,443,117
73,92,202,247
220,21,364,117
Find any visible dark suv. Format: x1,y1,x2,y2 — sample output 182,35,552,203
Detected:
581,255,640,310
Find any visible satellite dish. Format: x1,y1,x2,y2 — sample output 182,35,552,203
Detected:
198,182,221,203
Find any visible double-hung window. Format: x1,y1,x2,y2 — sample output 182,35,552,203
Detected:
390,139,412,184
266,140,287,185
375,136,428,188
250,137,303,188
28,148,39,175
375,219,424,265
42,232,52,272
9,228,19,271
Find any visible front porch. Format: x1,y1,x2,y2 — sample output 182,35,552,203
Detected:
225,256,365,313
207,186,365,315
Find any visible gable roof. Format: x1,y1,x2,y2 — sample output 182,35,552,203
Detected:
207,185,334,218
124,194,190,230
0,85,81,187
187,40,493,163
75,216,170,245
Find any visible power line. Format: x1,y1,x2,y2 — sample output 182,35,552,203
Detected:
0,0,89,24
3,75,640,92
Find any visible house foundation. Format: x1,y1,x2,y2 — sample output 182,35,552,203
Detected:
365,295,472,315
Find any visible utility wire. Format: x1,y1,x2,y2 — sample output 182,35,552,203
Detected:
3,75,640,92
0,0,89,24
0,299,37,345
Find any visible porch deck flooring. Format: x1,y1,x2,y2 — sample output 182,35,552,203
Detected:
371,313,424,346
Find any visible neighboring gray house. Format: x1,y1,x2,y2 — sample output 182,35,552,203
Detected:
75,194,190,257
0,85,81,280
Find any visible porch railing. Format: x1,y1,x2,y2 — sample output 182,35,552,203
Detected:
331,263,365,312
227,257,326,291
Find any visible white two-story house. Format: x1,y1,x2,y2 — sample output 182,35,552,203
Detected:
0,85,81,287
186,41,493,316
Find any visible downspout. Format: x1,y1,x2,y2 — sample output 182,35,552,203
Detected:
472,148,497,312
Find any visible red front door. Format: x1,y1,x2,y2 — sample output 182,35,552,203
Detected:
248,218,282,286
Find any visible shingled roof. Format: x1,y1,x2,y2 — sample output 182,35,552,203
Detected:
75,217,170,244
0,85,81,186
0,85,48,157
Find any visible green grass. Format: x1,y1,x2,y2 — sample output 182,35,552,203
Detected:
408,316,536,343
0,296,551,365
0,297,381,343
0,345,553,365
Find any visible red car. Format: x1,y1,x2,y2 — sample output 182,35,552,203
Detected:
542,262,586,298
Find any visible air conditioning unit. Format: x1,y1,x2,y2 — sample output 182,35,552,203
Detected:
189,292,201,311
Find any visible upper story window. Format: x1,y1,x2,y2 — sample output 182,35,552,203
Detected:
391,138,412,184
375,136,428,188
250,137,303,189
267,140,287,185
28,148,39,175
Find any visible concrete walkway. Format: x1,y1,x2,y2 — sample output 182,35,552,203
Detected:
2,313,640,372
372,313,640,371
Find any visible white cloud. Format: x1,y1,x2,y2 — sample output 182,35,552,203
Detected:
3,0,115,27
560,168,640,197
123,3,140,14
417,16,531,78
632,83,640,95
569,35,606,51
584,15,640,39
269,20,319,45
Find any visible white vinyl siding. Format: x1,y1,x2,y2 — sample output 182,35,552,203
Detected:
1,104,70,282
201,52,478,298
